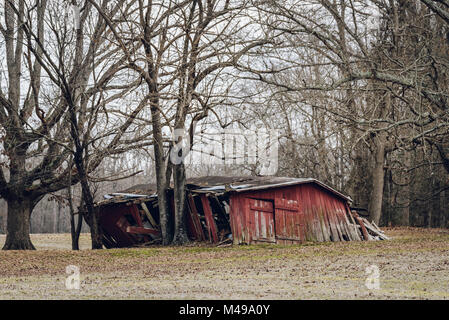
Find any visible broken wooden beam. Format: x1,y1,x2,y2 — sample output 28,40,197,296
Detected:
141,202,158,228
200,193,219,243
187,193,205,241
360,218,390,240
371,221,385,234
351,211,370,241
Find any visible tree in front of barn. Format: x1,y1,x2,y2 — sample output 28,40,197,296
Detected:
89,0,273,244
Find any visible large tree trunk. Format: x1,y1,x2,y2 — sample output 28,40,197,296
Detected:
82,195,102,250
87,207,102,249
368,138,386,225
398,183,410,226
397,152,410,226
67,83,103,249
347,129,372,210
150,103,172,244
3,197,35,250
172,162,189,245
72,145,102,249
151,118,172,245
147,81,172,244
72,150,103,250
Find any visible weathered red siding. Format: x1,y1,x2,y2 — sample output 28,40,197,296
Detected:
229,183,356,244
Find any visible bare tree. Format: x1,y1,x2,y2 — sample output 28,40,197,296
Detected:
88,0,272,244
0,0,152,249
250,0,449,224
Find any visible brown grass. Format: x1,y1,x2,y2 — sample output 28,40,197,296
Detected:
0,227,448,299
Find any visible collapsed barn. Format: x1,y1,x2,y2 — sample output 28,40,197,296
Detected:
94,176,388,248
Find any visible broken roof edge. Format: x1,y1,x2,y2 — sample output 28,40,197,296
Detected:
227,178,353,203
96,193,157,207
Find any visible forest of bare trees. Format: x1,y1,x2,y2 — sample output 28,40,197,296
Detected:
0,0,448,250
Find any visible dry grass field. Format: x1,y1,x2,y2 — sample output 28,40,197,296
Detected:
0,227,448,299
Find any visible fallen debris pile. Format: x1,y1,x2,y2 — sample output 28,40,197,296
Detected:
350,210,390,241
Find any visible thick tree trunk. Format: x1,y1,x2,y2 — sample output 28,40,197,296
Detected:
368,140,386,225
348,135,372,210
152,134,171,244
3,197,35,250
72,157,102,250
158,188,172,244
82,204,102,249
67,89,103,249
172,162,189,245
89,208,102,249
71,145,102,249
148,92,172,244
397,152,410,226
399,185,410,226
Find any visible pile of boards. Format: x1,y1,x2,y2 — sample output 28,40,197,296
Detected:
350,211,390,241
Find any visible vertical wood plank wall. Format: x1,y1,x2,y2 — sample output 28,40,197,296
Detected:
230,183,357,244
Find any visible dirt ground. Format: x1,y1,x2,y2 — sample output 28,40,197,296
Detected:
0,227,448,299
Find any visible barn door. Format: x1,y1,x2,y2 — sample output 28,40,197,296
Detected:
246,198,275,243
275,198,303,242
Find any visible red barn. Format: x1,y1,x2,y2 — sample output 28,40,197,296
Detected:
225,178,359,244
94,176,378,248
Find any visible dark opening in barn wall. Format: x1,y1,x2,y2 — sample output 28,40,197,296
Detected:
91,176,388,248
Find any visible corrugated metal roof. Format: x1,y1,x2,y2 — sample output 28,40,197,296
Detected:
101,175,352,203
